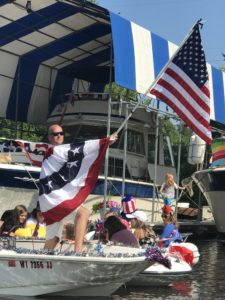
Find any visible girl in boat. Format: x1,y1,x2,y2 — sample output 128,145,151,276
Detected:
0,205,28,236
133,221,156,247
158,205,183,247
103,215,139,247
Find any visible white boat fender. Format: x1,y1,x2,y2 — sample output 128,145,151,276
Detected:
188,134,206,165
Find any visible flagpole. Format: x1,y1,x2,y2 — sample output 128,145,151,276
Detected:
121,99,129,199
151,100,160,223
103,41,113,214
175,121,182,219
116,19,202,135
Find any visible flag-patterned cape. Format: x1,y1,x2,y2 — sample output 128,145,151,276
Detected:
39,138,109,225
150,23,212,145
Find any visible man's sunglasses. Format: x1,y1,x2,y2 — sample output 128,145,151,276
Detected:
50,131,64,137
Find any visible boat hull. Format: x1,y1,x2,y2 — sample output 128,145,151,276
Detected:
129,270,192,287
193,167,225,234
128,256,192,286
0,246,150,297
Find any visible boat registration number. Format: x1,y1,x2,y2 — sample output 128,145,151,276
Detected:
19,260,53,269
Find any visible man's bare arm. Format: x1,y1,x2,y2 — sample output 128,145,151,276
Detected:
109,132,118,145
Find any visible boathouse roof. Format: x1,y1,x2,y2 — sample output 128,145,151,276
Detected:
0,0,224,125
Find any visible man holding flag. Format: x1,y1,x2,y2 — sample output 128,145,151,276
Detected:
39,124,118,252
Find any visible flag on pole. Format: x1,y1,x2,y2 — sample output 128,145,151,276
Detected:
15,140,49,167
38,138,110,225
211,137,225,167
149,22,212,144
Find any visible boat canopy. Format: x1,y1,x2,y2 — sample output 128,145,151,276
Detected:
0,0,224,126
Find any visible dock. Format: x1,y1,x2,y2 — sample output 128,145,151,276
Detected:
153,220,217,239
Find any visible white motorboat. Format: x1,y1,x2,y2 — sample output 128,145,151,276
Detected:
0,235,200,292
128,242,200,286
0,242,152,297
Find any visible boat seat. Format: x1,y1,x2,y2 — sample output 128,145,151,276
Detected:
0,153,11,164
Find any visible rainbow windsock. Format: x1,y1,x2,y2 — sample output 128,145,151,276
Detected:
211,138,225,167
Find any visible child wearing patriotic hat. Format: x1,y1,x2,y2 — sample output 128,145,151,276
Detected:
121,195,136,217
120,195,157,245
159,205,183,247
121,195,148,222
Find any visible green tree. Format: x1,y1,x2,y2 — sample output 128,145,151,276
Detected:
0,118,46,142
104,82,137,101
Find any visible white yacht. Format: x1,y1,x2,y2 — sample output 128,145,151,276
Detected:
0,0,224,222
193,166,225,235
0,91,176,221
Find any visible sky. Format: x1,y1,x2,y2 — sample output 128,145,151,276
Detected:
99,0,225,70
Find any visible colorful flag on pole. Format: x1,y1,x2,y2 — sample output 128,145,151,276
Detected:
211,137,225,167
150,23,212,144
38,138,110,225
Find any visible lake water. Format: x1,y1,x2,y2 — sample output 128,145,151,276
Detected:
0,239,224,300
114,239,225,300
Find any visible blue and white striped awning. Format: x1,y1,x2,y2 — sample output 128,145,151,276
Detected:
0,0,224,126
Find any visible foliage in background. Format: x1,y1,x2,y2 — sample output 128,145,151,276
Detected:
0,118,46,142
104,82,137,100
104,82,151,107
221,54,225,72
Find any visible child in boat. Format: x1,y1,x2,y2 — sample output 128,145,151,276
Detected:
24,207,46,238
132,221,156,246
61,221,95,245
61,222,75,243
103,216,139,247
0,205,28,236
159,205,183,247
104,206,131,230
119,195,156,246
159,173,185,207
120,194,149,232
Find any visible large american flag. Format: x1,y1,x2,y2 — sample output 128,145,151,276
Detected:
150,23,212,144
38,138,109,225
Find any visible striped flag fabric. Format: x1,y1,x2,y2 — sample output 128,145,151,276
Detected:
149,23,212,144
39,138,110,225
121,195,136,216
15,140,48,167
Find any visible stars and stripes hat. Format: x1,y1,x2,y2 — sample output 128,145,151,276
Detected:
121,195,136,215
121,195,148,222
